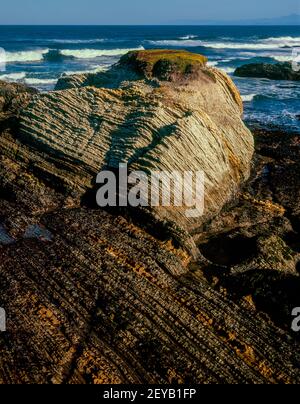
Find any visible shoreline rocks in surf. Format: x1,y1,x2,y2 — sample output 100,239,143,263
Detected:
234,61,300,81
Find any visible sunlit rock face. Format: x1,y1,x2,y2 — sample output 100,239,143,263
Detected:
13,50,254,253
4,53,299,385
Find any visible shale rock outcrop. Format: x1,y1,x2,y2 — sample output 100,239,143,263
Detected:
1,51,299,384
14,49,254,253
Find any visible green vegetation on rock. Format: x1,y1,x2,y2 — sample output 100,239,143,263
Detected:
119,49,208,80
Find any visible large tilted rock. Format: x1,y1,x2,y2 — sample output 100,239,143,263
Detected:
14,50,254,252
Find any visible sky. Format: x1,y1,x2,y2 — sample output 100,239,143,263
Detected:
0,0,299,25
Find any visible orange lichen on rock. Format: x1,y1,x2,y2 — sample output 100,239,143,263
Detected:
38,306,60,328
242,193,286,215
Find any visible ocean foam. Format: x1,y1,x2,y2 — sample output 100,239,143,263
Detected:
25,78,57,85
5,49,49,62
262,36,300,46
201,42,287,50
149,39,285,49
272,54,300,62
0,72,26,81
272,55,293,62
207,61,219,67
4,46,144,63
242,94,256,102
205,36,300,50
64,66,108,76
178,35,198,40
207,36,300,49
60,46,144,59
207,63,235,74
219,66,235,74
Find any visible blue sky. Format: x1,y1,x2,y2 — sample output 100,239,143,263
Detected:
0,0,299,25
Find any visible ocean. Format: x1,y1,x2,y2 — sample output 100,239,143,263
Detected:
0,25,300,132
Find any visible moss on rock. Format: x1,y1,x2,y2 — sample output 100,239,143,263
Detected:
119,49,208,81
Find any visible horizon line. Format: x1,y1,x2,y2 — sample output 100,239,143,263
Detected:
0,23,299,26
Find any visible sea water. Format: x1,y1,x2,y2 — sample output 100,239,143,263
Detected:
0,25,299,132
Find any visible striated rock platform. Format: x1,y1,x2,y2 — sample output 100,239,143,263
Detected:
14,50,254,253
1,50,300,384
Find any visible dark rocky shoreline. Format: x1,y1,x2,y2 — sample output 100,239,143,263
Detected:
197,126,300,336
0,51,300,384
234,62,300,81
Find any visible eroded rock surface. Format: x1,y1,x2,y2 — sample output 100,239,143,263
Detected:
0,51,299,384
198,128,300,337
15,50,254,252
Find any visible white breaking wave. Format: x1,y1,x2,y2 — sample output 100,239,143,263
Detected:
242,94,256,102
179,35,198,40
205,36,300,49
60,46,144,59
261,36,300,47
3,46,144,63
24,77,57,85
0,72,26,81
145,36,300,50
0,72,57,86
207,61,219,67
201,42,287,50
148,39,288,49
64,66,108,76
272,55,300,62
219,66,235,74
5,49,49,62
207,61,235,74
272,55,293,62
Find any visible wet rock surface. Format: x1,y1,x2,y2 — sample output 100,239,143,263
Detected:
198,128,300,338
234,62,300,81
1,170,300,383
0,53,300,384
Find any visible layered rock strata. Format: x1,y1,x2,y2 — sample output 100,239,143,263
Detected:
15,50,254,252
1,51,299,384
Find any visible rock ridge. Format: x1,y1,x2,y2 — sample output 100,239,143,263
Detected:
11,50,254,253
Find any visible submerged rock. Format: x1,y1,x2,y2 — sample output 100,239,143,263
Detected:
234,62,300,81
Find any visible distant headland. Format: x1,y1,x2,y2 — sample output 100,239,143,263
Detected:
169,13,300,26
